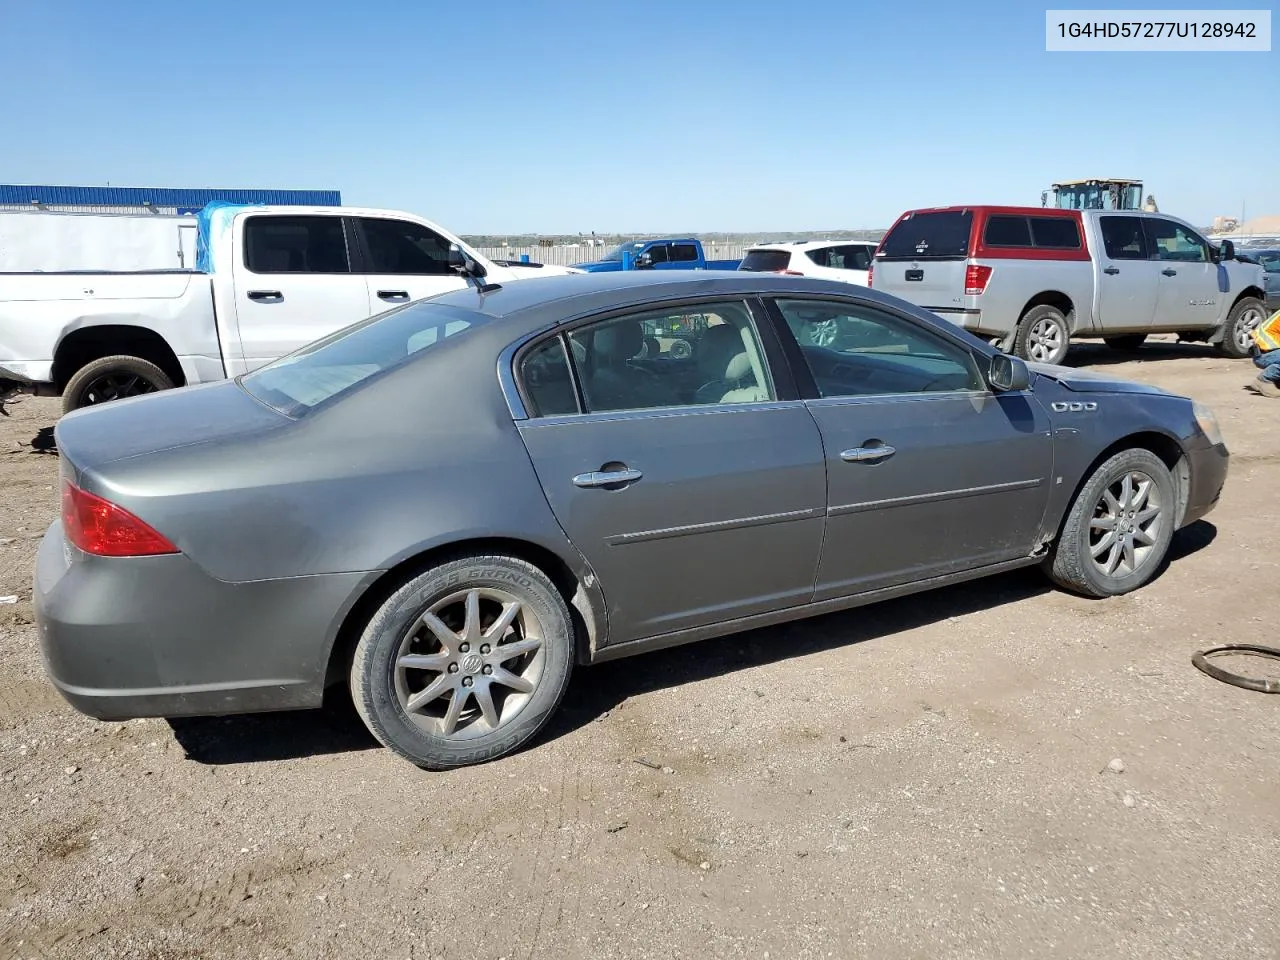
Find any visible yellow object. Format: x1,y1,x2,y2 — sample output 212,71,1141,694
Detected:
1253,309,1280,352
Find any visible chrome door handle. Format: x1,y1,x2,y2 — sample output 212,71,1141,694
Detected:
841,445,896,463
572,468,643,488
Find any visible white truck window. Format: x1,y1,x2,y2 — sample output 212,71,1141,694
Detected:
243,215,351,274
358,217,456,276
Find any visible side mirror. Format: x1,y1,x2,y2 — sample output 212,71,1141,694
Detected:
1217,239,1235,262
448,245,486,278
989,353,1030,391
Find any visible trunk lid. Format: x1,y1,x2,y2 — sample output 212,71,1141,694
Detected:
55,379,288,472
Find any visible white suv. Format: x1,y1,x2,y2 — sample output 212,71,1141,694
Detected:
737,240,876,285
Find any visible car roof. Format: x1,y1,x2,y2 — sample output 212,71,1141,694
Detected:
425,270,895,335
747,240,875,252
893,205,1081,218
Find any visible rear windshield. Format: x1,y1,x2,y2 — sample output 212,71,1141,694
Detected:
878,211,973,260
240,300,487,416
738,249,792,272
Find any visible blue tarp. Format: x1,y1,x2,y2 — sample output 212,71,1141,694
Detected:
195,201,263,274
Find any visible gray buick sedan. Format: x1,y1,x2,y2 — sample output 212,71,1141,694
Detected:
36,271,1229,769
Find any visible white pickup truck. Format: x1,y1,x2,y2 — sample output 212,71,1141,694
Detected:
0,204,580,411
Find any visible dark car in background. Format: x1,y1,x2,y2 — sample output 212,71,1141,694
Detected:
36,271,1229,770
1236,246,1280,312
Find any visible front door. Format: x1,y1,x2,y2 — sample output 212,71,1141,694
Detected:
230,214,371,374
514,299,827,645
352,216,468,313
767,296,1054,600
1095,215,1160,333
1143,217,1220,331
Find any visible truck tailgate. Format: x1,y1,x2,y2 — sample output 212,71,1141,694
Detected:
873,259,969,312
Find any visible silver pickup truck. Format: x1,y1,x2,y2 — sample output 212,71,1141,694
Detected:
870,205,1268,365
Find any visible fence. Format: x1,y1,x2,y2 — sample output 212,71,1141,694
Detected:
471,242,750,267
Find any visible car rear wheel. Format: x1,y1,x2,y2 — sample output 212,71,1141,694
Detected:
350,555,575,770
1216,297,1266,359
1044,448,1176,598
1013,305,1071,366
1104,334,1147,351
62,355,175,413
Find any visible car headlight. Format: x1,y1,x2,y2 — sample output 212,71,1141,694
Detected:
1193,401,1224,446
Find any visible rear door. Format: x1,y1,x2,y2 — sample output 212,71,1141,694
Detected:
1142,217,1220,330
514,298,827,645
230,214,371,373
1094,215,1159,332
766,295,1053,599
872,210,974,320
352,216,469,312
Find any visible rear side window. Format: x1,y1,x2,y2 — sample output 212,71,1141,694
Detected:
1099,216,1150,260
240,300,486,416
983,216,1032,247
807,245,873,270
244,216,350,274
879,211,973,259
739,249,792,272
670,243,699,262
1030,216,1081,248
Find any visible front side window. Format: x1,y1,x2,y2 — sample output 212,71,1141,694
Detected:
773,298,983,397
1144,219,1208,263
359,218,455,275
525,301,774,415
1099,216,1150,260
243,215,350,274
644,244,670,265
240,300,485,415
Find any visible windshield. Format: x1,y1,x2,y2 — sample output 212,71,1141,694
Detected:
601,241,646,262
738,249,792,272
240,300,488,416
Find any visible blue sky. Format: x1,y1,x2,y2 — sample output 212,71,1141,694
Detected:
1,0,1275,233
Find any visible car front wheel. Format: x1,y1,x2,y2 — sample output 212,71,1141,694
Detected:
350,555,575,770
1044,448,1176,598
1216,297,1266,359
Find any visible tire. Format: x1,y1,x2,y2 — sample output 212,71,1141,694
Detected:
1044,448,1176,598
1013,305,1071,366
350,554,575,770
62,355,175,414
1104,334,1147,351
1216,297,1266,359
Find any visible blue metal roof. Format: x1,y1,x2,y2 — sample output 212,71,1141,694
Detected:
0,184,341,213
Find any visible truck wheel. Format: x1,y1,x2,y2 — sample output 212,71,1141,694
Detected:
1013,305,1071,365
1215,298,1266,359
1043,448,1175,598
1104,334,1146,351
62,355,175,414
350,554,575,770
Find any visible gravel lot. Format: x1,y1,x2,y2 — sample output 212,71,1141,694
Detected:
2,340,1278,960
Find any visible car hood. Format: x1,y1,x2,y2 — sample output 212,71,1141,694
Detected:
1027,361,1175,397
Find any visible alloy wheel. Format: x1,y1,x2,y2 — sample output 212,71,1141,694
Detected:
1088,470,1164,579
394,587,545,740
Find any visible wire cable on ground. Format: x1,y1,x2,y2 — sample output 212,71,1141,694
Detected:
1192,644,1280,694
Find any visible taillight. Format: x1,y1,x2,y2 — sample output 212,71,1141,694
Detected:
867,263,874,287
965,264,992,296
61,480,178,557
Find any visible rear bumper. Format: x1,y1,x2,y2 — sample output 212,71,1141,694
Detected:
1181,440,1229,528
927,307,1011,338
34,522,370,720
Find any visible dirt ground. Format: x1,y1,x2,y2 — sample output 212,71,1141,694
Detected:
2,338,1278,960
